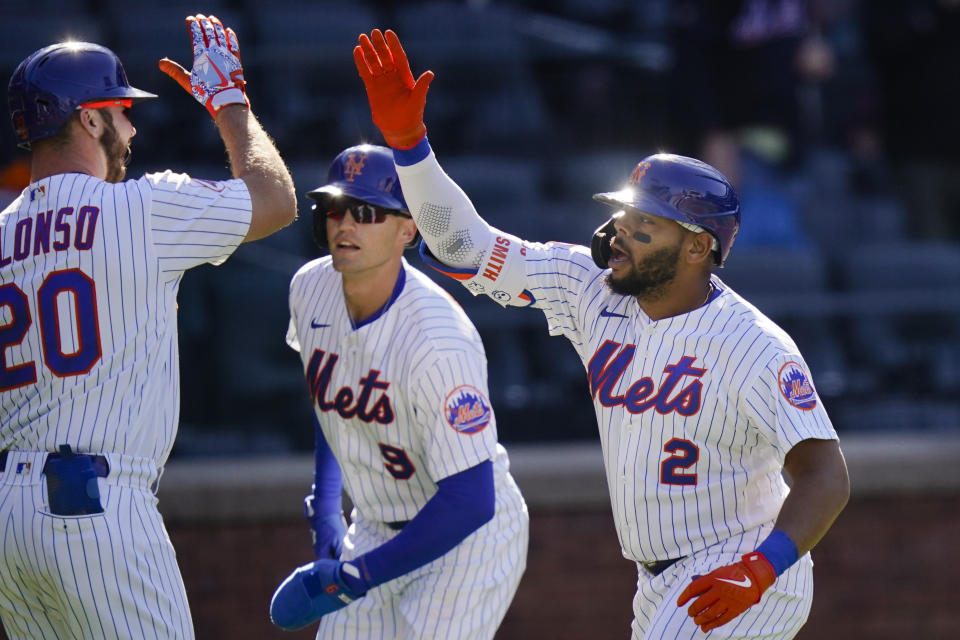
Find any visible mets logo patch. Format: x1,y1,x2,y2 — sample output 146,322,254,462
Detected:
779,361,817,410
629,161,651,184
445,385,492,434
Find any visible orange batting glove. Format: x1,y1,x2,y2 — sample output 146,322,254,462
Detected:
158,14,249,119
353,29,434,150
676,552,776,633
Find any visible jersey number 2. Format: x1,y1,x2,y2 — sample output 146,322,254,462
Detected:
660,438,699,485
0,269,101,392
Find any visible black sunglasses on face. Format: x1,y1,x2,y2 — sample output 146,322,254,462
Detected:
324,197,411,224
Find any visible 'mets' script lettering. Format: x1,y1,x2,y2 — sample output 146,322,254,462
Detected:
306,349,394,424
588,340,706,416
0,206,100,268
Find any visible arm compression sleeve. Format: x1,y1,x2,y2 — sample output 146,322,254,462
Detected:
352,459,495,588
393,137,500,270
312,417,343,514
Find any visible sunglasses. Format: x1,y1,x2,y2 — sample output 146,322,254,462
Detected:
324,197,411,224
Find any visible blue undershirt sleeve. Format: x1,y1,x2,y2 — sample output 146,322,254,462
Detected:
352,460,495,588
312,417,343,515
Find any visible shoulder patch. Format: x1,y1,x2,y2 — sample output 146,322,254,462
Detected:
444,385,492,434
778,361,817,410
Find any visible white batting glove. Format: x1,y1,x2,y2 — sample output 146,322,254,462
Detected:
159,14,249,118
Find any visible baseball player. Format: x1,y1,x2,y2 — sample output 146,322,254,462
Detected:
269,144,528,638
353,30,850,638
0,15,295,639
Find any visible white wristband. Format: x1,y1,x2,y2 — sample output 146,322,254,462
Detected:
211,87,247,110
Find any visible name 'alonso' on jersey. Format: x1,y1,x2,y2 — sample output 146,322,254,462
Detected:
0,171,252,465
431,234,838,563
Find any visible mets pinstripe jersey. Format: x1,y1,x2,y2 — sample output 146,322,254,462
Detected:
287,255,524,522
0,170,251,639
393,150,838,563
0,171,251,462
470,240,837,562
287,255,528,638
391,148,839,638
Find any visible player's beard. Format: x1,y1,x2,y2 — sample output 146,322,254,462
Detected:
98,111,132,183
605,244,681,301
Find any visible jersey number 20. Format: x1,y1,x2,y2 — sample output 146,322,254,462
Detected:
0,269,101,392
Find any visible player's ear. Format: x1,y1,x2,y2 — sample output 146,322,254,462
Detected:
76,108,102,139
398,218,417,248
684,231,714,266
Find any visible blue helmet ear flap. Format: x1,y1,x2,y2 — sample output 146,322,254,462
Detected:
591,216,617,269
310,199,329,250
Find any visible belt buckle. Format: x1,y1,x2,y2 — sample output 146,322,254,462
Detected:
642,556,685,577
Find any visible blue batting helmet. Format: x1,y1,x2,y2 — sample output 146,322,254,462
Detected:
591,153,740,267
306,144,415,250
8,42,157,149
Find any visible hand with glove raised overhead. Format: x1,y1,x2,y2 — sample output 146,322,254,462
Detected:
159,14,249,119
353,29,434,149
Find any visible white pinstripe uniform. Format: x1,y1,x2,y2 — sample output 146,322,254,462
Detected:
0,171,252,639
286,255,528,640
394,150,839,639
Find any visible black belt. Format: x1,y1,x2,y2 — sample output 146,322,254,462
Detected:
0,449,109,477
640,556,685,577
386,520,409,531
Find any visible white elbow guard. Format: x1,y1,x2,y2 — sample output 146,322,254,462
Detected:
459,232,534,308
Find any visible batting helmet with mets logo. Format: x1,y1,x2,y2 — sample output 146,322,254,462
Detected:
306,144,418,250
8,42,157,149
590,153,741,268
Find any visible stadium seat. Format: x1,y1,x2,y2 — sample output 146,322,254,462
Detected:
439,156,543,236
242,3,380,154
719,247,848,397
552,151,647,202
105,3,240,70
838,242,960,394
1,13,104,71
392,3,552,153
395,2,525,64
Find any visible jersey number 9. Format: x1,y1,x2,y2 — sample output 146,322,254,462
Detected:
378,443,415,480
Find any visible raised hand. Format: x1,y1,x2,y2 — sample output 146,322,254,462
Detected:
353,29,434,149
159,14,249,118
